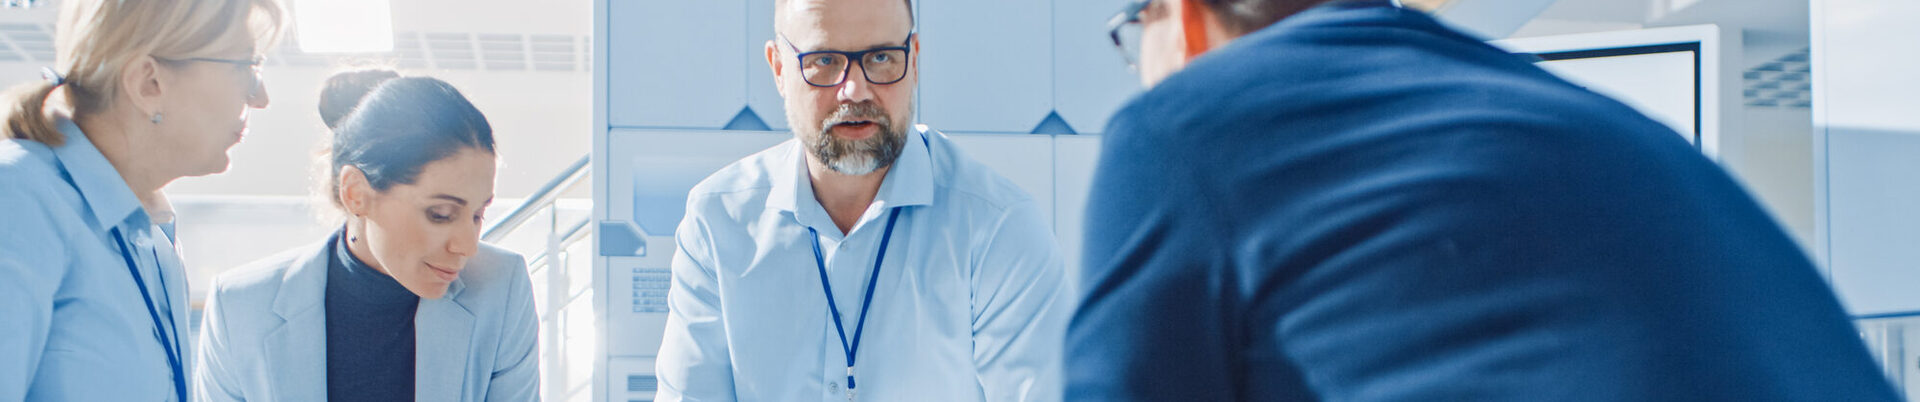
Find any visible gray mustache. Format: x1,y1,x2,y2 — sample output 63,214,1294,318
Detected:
824,103,890,128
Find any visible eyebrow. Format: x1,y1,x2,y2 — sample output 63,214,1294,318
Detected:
433,194,470,205
431,195,498,209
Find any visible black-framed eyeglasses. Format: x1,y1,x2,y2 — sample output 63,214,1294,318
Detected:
1108,0,1152,72
160,55,266,98
779,32,915,87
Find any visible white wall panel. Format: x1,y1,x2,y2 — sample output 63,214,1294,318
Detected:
1052,135,1102,292
946,133,1056,223
1813,0,1920,316
1053,1,1142,134
605,0,747,128
917,0,1053,133
1825,131,1920,315
745,1,789,131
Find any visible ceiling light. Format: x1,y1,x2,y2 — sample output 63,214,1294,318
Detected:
294,0,394,53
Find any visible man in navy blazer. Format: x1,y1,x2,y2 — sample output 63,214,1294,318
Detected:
1068,0,1900,400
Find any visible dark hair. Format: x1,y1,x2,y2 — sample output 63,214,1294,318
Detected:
327,77,495,208
1200,0,1330,35
318,68,400,130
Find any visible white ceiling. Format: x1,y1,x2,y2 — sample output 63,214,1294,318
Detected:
0,0,589,33
1516,0,1808,45
0,0,594,68
1535,0,1656,23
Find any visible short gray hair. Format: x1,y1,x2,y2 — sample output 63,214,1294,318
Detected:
773,0,915,30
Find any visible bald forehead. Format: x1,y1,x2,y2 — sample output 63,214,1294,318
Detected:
774,0,914,40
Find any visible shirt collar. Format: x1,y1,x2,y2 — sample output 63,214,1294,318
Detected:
770,126,936,218
49,117,146,233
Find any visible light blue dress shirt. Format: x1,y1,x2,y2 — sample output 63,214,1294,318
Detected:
0,119,190,401
655,128,1071,401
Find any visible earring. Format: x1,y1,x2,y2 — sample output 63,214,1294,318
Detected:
349,235,358,243
150,112,163,124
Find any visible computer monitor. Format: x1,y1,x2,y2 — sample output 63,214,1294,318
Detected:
1494,24,1729,156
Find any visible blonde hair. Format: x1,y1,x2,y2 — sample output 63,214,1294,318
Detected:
2,0,288,146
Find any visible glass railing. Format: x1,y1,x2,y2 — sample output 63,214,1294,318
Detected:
1860,312,1920,400
482,154,596,402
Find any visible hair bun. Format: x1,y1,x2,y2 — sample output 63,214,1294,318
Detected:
318,68,401,130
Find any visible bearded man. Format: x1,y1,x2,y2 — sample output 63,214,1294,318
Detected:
651,0,1070,401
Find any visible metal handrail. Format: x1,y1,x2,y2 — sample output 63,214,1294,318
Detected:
482,154,594,402
526,217,593,273
536,282,596,326
483,155,590,243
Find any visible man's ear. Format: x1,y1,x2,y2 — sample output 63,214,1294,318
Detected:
338,165,375,217
766,40,788,97
910,33,922,79
1179,0,1215,61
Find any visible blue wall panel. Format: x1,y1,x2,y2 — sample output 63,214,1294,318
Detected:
1826,129,1920,316
606,0,748,129
916,0,1054,133
1053,1,1142,134
745,1,788,131
1814,0,1920,316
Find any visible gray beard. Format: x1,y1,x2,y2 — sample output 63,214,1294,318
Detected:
805,103,907,176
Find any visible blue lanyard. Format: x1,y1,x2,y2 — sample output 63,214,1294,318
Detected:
110,228,186,402
806,207,903,398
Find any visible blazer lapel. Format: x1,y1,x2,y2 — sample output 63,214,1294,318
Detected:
264,241,332,400
414,279,474,402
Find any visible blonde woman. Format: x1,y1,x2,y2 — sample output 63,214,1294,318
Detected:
0,0,285,401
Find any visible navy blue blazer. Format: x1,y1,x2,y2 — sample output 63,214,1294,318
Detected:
1068,1,1898,401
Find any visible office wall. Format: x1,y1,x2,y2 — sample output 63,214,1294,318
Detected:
601,0,1141,135
1812,0,1920,316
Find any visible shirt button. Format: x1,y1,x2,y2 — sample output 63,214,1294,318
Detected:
828,381,841,392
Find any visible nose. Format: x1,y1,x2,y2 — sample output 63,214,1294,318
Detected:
447,221,479,258
247,77,270,109
836,63,875,103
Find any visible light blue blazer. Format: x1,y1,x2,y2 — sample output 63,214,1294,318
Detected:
190,240,539,402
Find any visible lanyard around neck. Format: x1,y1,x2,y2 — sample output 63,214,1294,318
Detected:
111,228,186,402
806,207,903,398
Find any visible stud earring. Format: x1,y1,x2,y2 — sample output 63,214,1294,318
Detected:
150,112,163,124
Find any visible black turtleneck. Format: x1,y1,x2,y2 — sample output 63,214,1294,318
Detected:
324,229,418,401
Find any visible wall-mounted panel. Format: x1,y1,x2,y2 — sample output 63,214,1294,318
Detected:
1052,135,1102,291
945,133,1056,223
1053,1,1142,134
598,128,793,361
745,1,789,131
1813,0,1920,316
1826,130,1920,315
606,0,748,129
917,0,1053,133
607,129,792,236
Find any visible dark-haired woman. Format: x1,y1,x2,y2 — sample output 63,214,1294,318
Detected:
191,73,538,401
